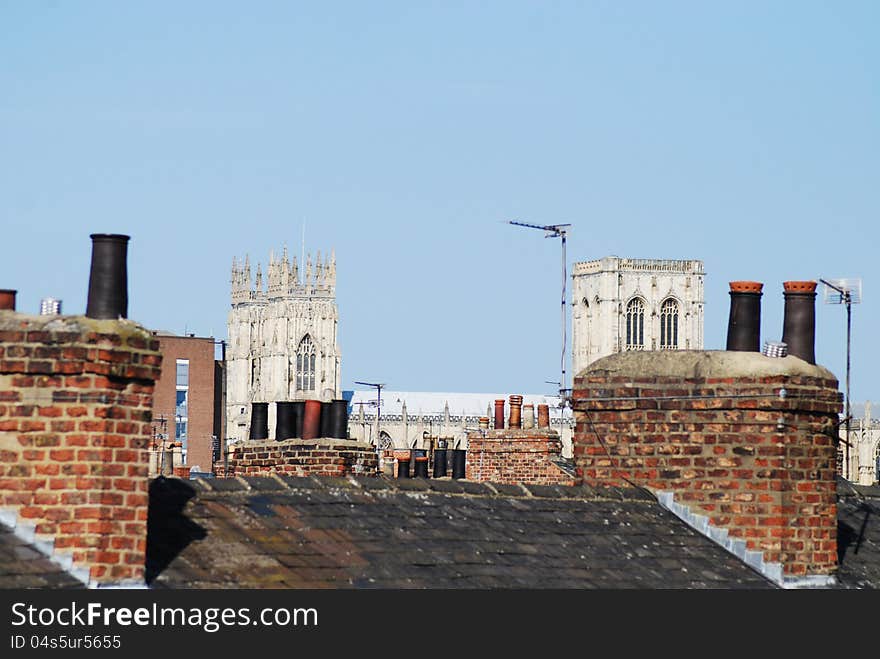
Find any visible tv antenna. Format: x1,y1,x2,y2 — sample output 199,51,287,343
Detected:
355,381,386,465
819,277,862,480
509,220,571,404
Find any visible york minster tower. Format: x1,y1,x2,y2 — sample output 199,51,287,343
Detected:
571,257,704,377
226,246,341,442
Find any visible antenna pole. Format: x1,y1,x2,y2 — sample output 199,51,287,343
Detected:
820,277,859,481
561,230,567,399
845,291,851,480
508,220,571,405
355,381,386,469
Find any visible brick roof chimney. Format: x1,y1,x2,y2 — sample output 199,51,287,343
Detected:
573,350,842,587
0,313,161,586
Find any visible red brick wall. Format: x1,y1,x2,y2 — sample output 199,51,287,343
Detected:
0,313,161,584
573,352,842,578
466,429,575,485
150,334,215,472
226,438,378,478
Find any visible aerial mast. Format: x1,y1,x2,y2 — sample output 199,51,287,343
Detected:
508,220,571,405
819,277,862,480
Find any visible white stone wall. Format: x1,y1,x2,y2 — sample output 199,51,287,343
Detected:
347,415,574,457
346,391,575,457
226,248,342,443
843,403,880,485
572,257,705,377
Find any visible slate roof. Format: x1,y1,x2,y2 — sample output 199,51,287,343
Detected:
0,523,82,589
145,475,774,589
836,479,880,589
4,475,876,589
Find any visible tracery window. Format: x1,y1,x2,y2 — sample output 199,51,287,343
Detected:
660,298,679,350
625,298,645,350
296,335,316,391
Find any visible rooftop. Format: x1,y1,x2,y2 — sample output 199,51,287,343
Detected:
5,474,877,589
836,480,880,588
0,522,83,589
145,475,774,589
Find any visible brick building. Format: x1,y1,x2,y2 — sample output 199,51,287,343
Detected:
150,332,220,474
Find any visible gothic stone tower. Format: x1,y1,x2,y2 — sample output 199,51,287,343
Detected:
226,246,341,442
571,257,705,377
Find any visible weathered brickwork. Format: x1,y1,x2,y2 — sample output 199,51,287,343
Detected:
466,429,575,486
226,438,378,478
0,313,161,584
573,351,842,577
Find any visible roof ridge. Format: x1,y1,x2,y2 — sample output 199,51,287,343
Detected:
175,474,656,503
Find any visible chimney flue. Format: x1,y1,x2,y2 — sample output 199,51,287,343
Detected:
451,449,466,479
508,395,523,429
301,399,322,440
86,233,130,319
522,404,535,429
249,403,269,440
414,450,429,478
726,281,763,352
433,447,448,477
0,289,17,311
537,404,550,429
292,401,305,438
325,399,349,439
493,399,505,430
319,401,333,438
275,402,296,441
782,281,817,364
394,450,411,478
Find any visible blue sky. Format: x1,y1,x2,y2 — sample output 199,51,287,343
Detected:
2,2,877,401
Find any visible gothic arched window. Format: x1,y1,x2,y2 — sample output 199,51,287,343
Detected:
660,298,679,350
625,298,645,350
296,335,316,391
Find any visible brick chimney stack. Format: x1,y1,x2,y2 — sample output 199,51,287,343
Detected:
0,313,161,586
572,350,841,587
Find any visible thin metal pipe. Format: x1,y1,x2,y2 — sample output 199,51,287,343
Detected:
561,232,567,403
820,278,857,480
846,295,851,479
355,381,385,469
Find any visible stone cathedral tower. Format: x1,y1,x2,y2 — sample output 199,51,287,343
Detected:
571,257,705,377
226,246,341,442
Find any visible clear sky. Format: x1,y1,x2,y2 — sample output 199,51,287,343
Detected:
2,2,877,402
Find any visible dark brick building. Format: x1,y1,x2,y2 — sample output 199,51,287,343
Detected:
150,332,220,474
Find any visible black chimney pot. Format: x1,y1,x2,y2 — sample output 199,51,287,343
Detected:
249,402,269,440
726,281,763,352
782,281,817,364
451,449,466,479
85,234,129,319
432,449,448,478
276,402,296,441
